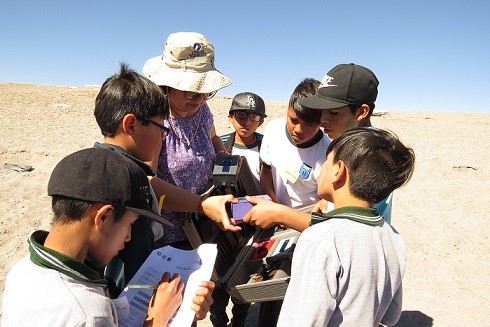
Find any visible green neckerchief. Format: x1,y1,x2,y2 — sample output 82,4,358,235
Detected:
28,230,107,287
310,206,384,226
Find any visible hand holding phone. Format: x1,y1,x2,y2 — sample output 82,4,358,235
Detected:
231,195,271,221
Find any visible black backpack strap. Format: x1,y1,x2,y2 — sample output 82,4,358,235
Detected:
223,132,236,153
256,132,263,151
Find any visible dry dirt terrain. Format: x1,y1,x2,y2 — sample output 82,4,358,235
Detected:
1,83,489,326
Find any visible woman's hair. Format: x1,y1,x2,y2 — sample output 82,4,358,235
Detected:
288,78,322,125
94,63,169,138
326,128,415,203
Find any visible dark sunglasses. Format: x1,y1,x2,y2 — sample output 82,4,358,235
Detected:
184,91,217,101
233,110,262,122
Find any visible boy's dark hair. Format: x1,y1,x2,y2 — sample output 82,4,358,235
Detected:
288,78,322,125
51,195,125,224
94,63,168,138
326,128,415,203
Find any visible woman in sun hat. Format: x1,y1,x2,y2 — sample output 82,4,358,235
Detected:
143,32,232,249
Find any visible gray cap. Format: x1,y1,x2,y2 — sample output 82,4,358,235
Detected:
229,92,267,117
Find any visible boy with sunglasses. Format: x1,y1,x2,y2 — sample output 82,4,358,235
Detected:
220,92,267,189
208,92,267,327
93,63,237,299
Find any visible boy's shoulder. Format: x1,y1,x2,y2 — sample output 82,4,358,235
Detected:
268,117,286,127
263,118,286,136
94,142,156,176
221,132,264,153
3,257,116,326
302,208,403,250
220,132,234,143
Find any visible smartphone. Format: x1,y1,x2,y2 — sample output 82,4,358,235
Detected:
231,195,271,221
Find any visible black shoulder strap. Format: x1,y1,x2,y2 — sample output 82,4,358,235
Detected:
223,132,236,153
256,133,263,151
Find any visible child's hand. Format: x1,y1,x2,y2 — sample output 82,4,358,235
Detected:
242,195,282,228
192,281,215,321
144,272,184,326
243,196,311,232
311,199,330,214
202,195,242,232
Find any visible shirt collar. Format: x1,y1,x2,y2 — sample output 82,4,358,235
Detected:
311,206,383,226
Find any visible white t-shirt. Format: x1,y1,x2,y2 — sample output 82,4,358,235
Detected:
232,143,261,189
260,118,330,208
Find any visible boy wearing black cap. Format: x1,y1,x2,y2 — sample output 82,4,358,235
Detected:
1,148,214,326
220,92,267,189
301,63,379,140
299,63,393,223
243,64,392,231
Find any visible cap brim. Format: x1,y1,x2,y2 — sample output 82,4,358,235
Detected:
143,56,231,93
127,206,174,227
299,94,349,110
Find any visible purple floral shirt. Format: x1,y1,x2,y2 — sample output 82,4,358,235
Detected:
157,103,215,243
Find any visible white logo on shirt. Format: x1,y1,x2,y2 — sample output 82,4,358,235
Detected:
320,74,336,88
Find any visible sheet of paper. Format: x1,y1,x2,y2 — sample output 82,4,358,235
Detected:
282,166,299,184
117,243,217,327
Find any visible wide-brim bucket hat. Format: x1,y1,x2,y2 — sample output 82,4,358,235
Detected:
143,32,232,93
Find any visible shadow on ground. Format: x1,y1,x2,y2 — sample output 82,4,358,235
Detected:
394,310,433,327
242,306,433,327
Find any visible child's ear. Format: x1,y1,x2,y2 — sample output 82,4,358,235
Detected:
333,160,347,184
258,118,264,127
94,204,115,232
228,114,234,123
122,114,137,135
355,104,370,121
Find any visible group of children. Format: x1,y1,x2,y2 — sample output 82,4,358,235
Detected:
1,31,415,327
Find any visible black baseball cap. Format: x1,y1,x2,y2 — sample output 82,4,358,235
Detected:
300,63,379,110
229,92,267,117
48,148,173,227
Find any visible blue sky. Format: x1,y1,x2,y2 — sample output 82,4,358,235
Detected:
1,1,489,113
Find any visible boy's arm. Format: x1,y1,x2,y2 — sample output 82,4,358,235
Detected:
149,176,241,232
380,284,403,326
259,166,279,203
242,196,311,232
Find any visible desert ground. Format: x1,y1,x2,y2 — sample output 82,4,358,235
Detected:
0,83,489,326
